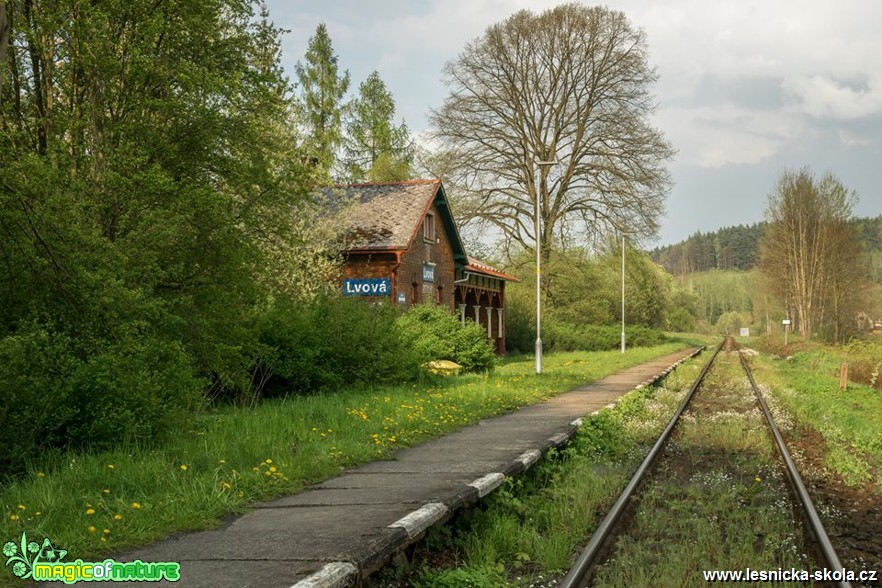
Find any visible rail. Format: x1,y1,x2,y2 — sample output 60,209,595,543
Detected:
559,338,851,588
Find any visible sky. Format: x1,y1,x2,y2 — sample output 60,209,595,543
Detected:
265,0,882,246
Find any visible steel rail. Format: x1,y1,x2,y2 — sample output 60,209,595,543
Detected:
558,340,722,588
737,351,852,588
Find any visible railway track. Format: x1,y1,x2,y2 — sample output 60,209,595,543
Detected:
559,337,853,588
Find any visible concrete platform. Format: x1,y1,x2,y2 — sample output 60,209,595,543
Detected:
101,347,702,588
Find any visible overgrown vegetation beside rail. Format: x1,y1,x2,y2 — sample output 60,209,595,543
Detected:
371,351,705,588
0,299,494,479
749,335,882,488
401,345,858,588
0,341,696,586
592,351,812,587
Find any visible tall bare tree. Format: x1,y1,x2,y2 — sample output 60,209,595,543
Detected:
429,3,674,266
759,168,863,340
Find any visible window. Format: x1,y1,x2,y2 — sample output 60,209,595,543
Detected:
423,213,435,242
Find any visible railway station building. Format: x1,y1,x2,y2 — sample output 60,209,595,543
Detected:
324,179,518,354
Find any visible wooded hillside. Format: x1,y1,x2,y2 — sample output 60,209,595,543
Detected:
651,216,882,281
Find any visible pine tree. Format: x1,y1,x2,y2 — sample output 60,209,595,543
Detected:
343,71,412,182
295,23,350,181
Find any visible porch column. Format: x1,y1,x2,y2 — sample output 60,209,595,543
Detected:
497,307,504,339
474,305,481,323
486,306,493,337
459,304,467,326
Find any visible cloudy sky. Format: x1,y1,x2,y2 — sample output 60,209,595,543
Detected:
266,0,882,246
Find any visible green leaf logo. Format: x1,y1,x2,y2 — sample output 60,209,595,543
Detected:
3,532,67,580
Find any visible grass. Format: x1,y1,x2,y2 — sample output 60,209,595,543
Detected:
385,350,708,588
593,352,810,587
0,337,700,585
746,336,882,489
402,348,827,588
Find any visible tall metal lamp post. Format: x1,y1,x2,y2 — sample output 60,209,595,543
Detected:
621,234,626,353
534,160,558,374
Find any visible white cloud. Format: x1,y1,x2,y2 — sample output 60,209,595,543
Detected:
270,0,882,241
837,129,871,148
783,75,882,120
656,104,810,168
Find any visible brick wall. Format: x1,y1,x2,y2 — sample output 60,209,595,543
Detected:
341,202,457,309
397,202,456,310
342,252,398,302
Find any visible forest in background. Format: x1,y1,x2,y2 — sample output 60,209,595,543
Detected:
646,215,882,337
651,216,882,282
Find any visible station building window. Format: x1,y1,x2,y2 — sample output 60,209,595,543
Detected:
423,213,435,242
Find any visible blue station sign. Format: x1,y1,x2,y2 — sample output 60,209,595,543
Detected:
343,278,391,297
422,263,435,283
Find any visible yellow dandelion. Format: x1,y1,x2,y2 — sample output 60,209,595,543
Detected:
113,514,123,521
107,464,115,470
264,459,272,464
100,537,107,542
269,466,277,473
180,465,188,471
36,472,45,478
87,525,96,533
219,459,226,465
35,512,42,517
103,528,110,535
85,508,96,516
9,514,19,521
102,489,111,494
17,504,25,511
131,502,141,510
755,476,762,483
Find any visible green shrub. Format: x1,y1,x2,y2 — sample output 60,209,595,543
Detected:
505,303,667,354
0,326,78,475
845,338,882,389
0,324,203,477
395,304,496,373
66,337,204,448
501,299,536,354
542,320,666,352
413,566,506,588
256,296,421,397
254,298,497,398
665,306,696,332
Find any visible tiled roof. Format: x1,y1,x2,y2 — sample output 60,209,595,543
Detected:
465,256,520,282
324,180,441,250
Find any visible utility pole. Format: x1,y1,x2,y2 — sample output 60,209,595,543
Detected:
621,234,626,353
534,159,558,374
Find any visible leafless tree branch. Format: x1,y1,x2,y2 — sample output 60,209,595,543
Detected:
430,4,674,269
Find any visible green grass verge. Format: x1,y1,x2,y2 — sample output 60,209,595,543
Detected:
0,337,700,585
394,351,707,588
747,343,882,489
593,352,809,587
